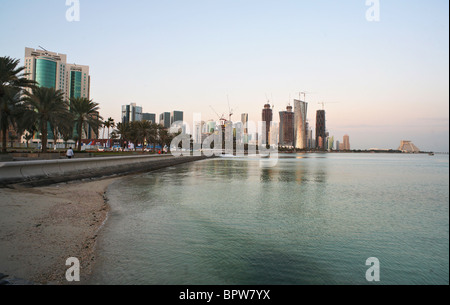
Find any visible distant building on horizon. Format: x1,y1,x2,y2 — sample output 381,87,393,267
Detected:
279,105,294,147
269,122,279,147
343,134,351,150
122,103,142,124
159,112,171,128
316,110,326,150
261,103,273,145
170,111,184,125
294,99,308,149
206,120,216,134
306,121,314,149
241,113,249,144
398,140,420,153
194,121,205,144
141,113,156,123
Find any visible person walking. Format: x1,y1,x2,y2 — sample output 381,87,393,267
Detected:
66,147,74,159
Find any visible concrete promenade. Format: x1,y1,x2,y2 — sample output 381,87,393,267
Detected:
0,154,208,187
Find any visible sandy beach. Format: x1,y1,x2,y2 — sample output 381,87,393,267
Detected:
0,177,120,285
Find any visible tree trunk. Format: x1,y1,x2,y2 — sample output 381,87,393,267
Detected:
41,122,48,153
77,120,83,151
102,127,105,147
1,125,7,153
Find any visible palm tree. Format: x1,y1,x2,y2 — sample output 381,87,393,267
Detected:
59,119,74,149
101,120,107,146
70,97,103,151
146,123,160,152
22,87,71,153
115,122,129,149
0,88,26,152
0,56,35,100
0,56,35,152
127,121,141,151
104,117,115,148
158,127,178,153
136,120,152,150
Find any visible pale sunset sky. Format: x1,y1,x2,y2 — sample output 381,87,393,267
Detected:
1,0,448,151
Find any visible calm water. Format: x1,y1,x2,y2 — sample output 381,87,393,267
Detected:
89,153,449,285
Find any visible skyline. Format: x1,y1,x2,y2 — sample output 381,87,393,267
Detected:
1,0,448,151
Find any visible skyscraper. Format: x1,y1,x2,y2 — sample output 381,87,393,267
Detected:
261,104,273,145
24,47,90,101
294,99,308,149
343,135,351,151
170,111,184,125
329,136,334,150
316,110,326,150
159,112,171,128
279,105,294,147
142,113,156,123
206,120,216,134
241,113,249,144
122,103,142,123
24,47,92,142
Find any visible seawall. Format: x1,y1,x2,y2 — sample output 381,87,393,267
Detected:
0,155,209,188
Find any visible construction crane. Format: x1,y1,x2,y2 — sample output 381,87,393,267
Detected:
209,105,226,122
318,101,339,110
299,91,315,102
227,95,233,122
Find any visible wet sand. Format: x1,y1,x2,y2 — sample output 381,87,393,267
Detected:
0,177,120,285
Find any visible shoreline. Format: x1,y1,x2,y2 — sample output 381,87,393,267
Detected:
0,176,120,285
0,155,210,284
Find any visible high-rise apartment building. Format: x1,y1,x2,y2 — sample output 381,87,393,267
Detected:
24,47,90,101
316,110,326,150
279,105,294,147
294,99,308,149
261,104,273,145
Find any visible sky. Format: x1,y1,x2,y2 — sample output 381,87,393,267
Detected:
1,0,449,151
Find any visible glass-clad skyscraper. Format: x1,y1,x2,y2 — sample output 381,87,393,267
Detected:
25,48,90,101
294,99,308,149
24,47,91,142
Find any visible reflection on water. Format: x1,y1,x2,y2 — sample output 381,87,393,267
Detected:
89,153,449,285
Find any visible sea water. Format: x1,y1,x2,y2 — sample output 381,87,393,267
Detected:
89,153,449,285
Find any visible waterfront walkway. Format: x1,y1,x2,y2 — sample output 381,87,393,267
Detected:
0,154,208,188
